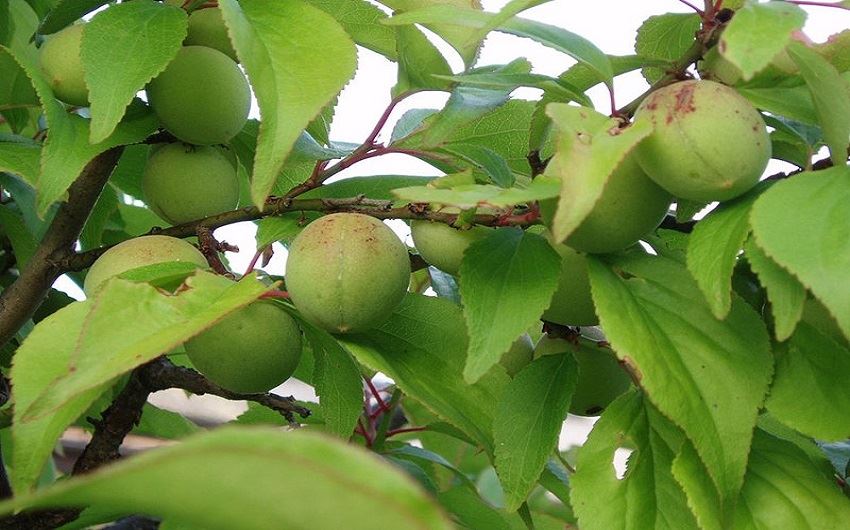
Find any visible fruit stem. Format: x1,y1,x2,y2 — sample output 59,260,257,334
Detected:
259,289,290,300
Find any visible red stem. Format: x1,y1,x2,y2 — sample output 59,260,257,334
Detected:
363,92,415,147
357,419,373,447
243,246,265,276
259,289,289,299
676,0,704,13
386,426,428,438
365,377,390,414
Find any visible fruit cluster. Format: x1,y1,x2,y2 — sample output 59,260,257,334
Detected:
52,0,772,412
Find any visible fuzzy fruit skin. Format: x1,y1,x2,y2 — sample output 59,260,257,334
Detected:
39,24,89,106
286,213,411,334
535,336,631,416
185,302,302,393
635,80,771,202
185,8,237,61
542,244,598,326
499,334,535,377
566,154,671,254
146,46,249,145
410,220,492,276
142,143,239,224
84,235,207,295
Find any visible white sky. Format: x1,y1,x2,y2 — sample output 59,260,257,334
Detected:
58,1,850,296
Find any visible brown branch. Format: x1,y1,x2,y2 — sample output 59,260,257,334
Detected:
59,197,527,273
0,147,125,349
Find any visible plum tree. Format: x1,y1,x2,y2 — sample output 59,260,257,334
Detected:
542,243,598,326
286,213,411,334
142,143,239,224
83,235,207,295
535,335,631,416
499,334,534,377
39,24,89,106
634,80,771,202
146,46,250,145
184,302,302,394
565,154,671,254
185,7,238,61
410,220,493,276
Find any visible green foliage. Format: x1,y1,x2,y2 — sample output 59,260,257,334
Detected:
0,2,848,527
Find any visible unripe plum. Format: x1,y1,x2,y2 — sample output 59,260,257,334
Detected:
146,46,250,145
635,80,771,202
142,143,239,224
185,302,302,393
39,24,89,106
286,213,411,334
410,220,493,276
534,335,631,416
84,235,207,295
185,8,238,61
542,243,598,326
499,334,534,377
565,154,671,254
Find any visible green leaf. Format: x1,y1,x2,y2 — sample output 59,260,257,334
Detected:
587,254,773,500
1,427,454,530
340,294,510,453
0,204,36,267
219,0,357,208
766,322,850,441
671,440,723,530
434,71,591,106
392,176,559,208
83,1,187,143
306,174,434,200
438,485,520,530
571,391,699,530
750,166,850,341
719,2,806,81
79,181,117,251
393,24,452,94
459,228,560,383
384,444,476,490
743,238,805,341
494,353,578,511
737,83,818,125
0,137,39,186
134,403,200,440
3,0,38,62
544,104,653,244
635,13,701,83
305,0,398,60
299,319,363,439
686,190,759,319
733,429,850,529
38,0,111,35
440,143,515,187
787,42,850,166
0,51,38,111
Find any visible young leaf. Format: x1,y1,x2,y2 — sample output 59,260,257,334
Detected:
571,391,699,530
218,0,357,207
750,166,850,341
460,228,561,383
393,24,452,94
743,238,805,341
1,428,455,530
787,42,850,166
587,254,772,500
494,353,578,511
545,104,653,244
635,13,700,83
719,2,806,81
299,319,364,440
340,294,510,453
305,0,398,60
686,189,759,319
766,322,850,441
83,0,187,143
733,429,850,528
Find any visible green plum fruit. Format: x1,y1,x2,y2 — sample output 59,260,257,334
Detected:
84,235,207,295
142,143,239,224
542,243,598,326
535,335,631,416
635,80,771,202
410,220,493,276
146,46,250,145
39,24,89,106
185,302,302,393
565,154,671,254
286,213,411,334
185,8,238,61
499,334,535,377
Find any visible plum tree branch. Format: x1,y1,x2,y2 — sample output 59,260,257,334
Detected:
0,147,124,349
